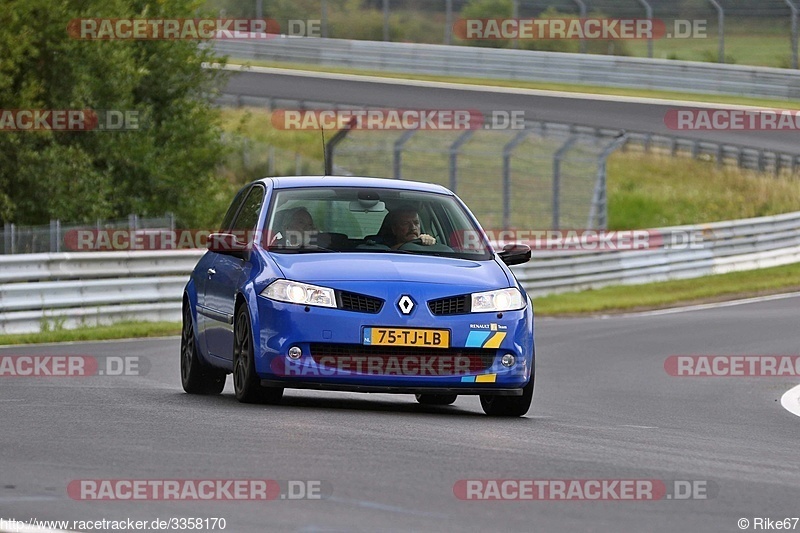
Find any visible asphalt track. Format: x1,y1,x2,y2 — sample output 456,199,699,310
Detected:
223,67,800,155
2,295,799,532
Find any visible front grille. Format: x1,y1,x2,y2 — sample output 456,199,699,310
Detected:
338,291,384,313
309,343,495,375
428,295,470,315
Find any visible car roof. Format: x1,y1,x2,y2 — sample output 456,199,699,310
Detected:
258,176,453,195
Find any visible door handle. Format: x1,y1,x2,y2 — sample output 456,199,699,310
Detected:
207,268,216,277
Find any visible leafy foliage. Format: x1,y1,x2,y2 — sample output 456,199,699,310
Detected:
0,0,230,227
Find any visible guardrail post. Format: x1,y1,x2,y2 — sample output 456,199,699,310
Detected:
449,130,475,194
502,130,530,230
553,136,578,230
636,0,654,58
573,0,587,54
393,129,417,180
787,0,799,69
708,0,725,63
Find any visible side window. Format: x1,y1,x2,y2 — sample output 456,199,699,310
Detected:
231,186,265,233
219,186,249,231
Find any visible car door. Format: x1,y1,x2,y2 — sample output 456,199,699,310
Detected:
196,185,249,350
204,184,266,360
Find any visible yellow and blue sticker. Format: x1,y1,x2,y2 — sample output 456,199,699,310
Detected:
465,323,507,349
461,374,496,383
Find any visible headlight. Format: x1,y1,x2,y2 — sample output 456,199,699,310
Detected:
261,280,337,308
471,288,524,312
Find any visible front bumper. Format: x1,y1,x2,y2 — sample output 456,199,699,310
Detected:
253,284,534,393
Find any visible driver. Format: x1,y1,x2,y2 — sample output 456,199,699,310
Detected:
387,208,436,249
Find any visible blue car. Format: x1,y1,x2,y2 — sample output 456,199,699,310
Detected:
181,176,535,416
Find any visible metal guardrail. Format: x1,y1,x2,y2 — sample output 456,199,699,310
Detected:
0,251,204,334
515,211,800,296
2,212,800,333
212,37,800,100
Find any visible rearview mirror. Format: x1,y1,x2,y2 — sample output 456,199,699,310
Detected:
498,243,531,266
349,199,386,212
207,232,249,259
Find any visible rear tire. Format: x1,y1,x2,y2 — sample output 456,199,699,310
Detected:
415,394,457,406
233,305,283,405
480,377,534,417
181,302,226,395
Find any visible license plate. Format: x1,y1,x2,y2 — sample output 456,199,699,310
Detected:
363,327,450,348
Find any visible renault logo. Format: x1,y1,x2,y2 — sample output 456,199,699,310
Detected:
397,295,415,315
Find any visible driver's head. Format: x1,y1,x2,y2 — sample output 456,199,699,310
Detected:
389,209,421,244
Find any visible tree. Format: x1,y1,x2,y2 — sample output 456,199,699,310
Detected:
0,0,229,228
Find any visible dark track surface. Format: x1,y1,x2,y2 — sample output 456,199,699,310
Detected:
2,295,799,532
224,69,800,154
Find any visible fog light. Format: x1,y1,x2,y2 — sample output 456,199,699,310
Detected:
288,346,302,360
501,354,516,367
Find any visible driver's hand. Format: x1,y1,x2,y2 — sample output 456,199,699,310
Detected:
419,234,436,246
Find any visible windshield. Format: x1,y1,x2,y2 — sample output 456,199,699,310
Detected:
264,187,493,260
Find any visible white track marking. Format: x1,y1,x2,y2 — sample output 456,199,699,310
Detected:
781,383,800,418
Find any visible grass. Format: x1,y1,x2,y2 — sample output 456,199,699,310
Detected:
228,58,800,109
0,321,181,346
533,262,800,316
606,151,800,229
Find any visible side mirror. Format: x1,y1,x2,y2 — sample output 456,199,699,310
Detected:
498,243,531,266
207,232,249,259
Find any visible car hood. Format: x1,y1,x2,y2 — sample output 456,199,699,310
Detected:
269,253,509,290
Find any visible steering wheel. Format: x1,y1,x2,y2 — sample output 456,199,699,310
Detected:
398,238,424,250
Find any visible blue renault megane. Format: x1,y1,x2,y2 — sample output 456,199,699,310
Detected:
181,176,535,416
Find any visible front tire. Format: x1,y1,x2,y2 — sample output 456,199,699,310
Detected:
233,305,283,405
181,302,226,395
415,394,457,406
480,377,534,417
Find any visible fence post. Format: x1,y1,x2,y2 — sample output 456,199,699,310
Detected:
50,219,57,253
321,0,329,38
552,136,578,230
502,130,529,230
393,129,417,180
573,0,588,54
445,0,453,45
325,117,357,175
708,0,725,63
636,0,654,58
383,0,390,42
587,133,628,230
448,130,475,194
787,0,799,69
512,0,519,49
